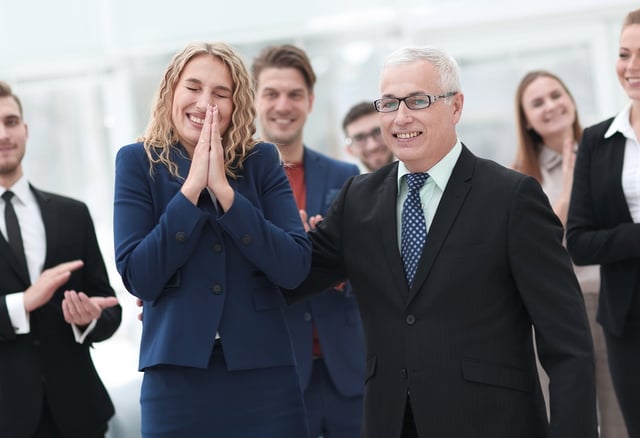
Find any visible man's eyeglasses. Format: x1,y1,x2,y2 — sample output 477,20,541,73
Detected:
374,92,458,113
346,127,382,147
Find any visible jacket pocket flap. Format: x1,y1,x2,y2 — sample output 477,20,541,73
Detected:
461,358,533,393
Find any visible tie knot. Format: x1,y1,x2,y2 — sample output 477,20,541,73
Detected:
2,191,15,203
406,173,428,192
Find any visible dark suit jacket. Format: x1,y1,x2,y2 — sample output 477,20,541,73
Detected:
0,185,122,438
290,146,597,438
567,118,639,336
284,147,365,397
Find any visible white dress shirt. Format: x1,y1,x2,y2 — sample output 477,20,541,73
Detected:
2,177,95,342
606,103,640,223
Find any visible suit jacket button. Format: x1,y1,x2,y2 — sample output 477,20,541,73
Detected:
241,234,252,245
303,312,312,322
212,243,222,252
175,232,186,242
405,314,416,325
211,284,223,295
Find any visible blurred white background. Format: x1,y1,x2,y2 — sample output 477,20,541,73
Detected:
1,0,637,435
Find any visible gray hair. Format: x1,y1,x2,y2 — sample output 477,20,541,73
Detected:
383,47,461,99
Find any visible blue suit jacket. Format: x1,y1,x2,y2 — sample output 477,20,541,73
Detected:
114,141,311,371
284,146,365,397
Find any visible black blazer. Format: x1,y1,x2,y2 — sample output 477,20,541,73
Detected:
290,146,597,438
567,118,640,336
0,185,121,438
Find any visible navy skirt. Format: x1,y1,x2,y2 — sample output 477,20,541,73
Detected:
140,345,308,438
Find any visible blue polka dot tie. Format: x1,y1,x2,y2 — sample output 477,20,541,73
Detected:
401,173,429,287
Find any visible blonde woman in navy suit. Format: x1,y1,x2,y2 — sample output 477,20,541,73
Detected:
113,42,311,438
567,9,640,437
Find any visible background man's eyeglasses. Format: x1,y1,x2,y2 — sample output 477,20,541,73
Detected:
346,127,382,147
374,92,458,113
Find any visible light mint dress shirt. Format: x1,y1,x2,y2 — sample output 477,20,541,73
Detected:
396,141,462,251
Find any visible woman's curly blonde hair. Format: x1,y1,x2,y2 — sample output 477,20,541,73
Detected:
141,41,258,179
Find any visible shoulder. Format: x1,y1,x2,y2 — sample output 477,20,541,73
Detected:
30,186,90,213
116,141,145,156
304,147,359,175
582,117,615,142
456,148,536,198
246,141,280,163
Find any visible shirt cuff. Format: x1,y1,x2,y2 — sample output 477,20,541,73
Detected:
6,292,30,334
71,319,97,344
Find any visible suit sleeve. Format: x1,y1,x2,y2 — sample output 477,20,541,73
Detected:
215,145,311,289
566,128,640,265
114,143,311,300
77,203,121,343
285,176,354,303
508,176,597,437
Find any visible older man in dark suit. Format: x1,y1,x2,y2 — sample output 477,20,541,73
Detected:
287,47,598,438
0,81,121,438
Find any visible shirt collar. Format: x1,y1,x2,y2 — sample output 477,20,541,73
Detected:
538,145,563,172
397,140,462,193
3,176,30,206
605,103,635,140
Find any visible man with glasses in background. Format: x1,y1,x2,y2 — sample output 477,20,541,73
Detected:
342,101,394,172
286,46,597,438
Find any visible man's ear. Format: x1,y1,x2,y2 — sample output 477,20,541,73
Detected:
452,93,464,123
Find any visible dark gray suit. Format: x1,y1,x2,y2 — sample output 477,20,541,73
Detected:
290,145,597,438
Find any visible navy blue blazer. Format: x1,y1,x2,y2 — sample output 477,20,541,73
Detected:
284,147,365,397
567,118,640,336
113,141,311,371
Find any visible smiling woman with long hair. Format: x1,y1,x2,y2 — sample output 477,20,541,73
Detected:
514,69,626,437
112,41,311,437
567,9,640,438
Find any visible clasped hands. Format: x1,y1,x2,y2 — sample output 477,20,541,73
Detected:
182,104,234,212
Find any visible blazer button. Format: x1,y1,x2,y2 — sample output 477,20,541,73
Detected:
303,312,312,322
212,243,222,252
401,368,408,379
175,232,186,242
211,284,223,295
241,234,252,245
405,314,416,325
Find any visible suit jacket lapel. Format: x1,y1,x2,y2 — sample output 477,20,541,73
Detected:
303,147,327,215
604,133,632,224
31,185,58,272
407,146,474,303
374,164,410,298
0,232,30,284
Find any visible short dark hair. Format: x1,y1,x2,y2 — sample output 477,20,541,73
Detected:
0,81,24,117
251,44,316,92
342,101,376,134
